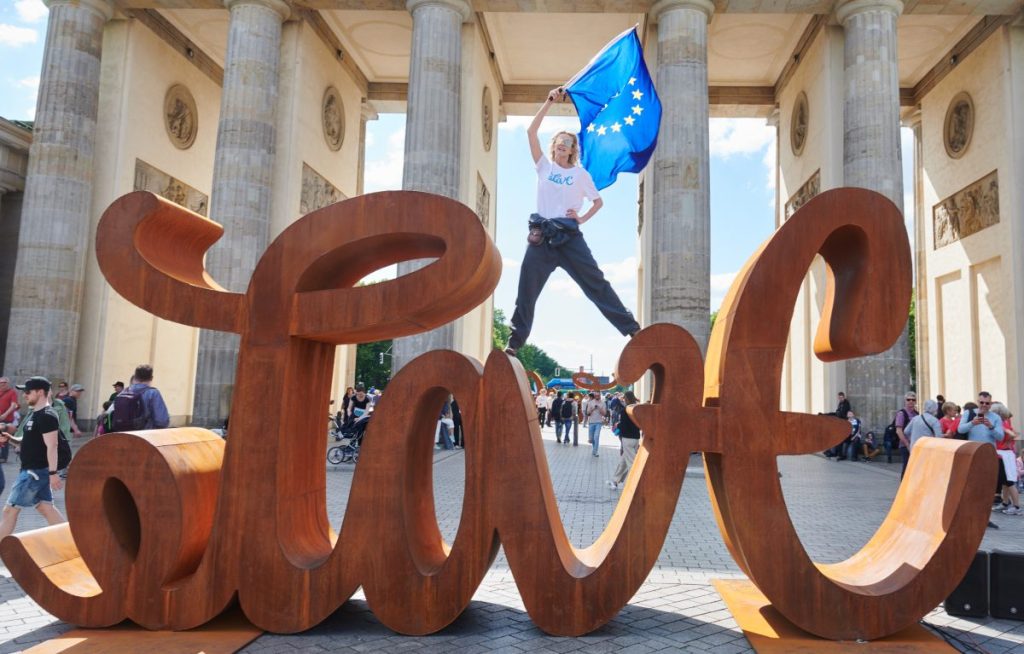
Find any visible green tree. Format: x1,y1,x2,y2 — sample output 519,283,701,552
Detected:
493,307,512,350
491,308,567,382
908,293,916,390
355,339,393,390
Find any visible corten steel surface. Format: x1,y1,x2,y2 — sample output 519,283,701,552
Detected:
713,579,955,652
22,609,261,654
571,370,617,391
0,188,994,644
526,369,545,394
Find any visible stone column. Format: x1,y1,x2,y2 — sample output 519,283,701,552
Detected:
192,0,290,426
356,100,378,196
648,0,713,352
391,0,470,374
3,0,113,383
838,0,910,431
906,109,927,400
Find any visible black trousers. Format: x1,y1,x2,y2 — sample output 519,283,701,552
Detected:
509,233,640,350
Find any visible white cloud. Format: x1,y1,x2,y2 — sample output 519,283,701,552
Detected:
548,276,584,299
0,24,38,47
17,75,38,91
14,0,47,23
709,118,775,159
710,271,738,312
363,126,404,193
502,257,520,270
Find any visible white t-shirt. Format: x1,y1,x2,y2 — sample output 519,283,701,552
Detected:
535,156,600,220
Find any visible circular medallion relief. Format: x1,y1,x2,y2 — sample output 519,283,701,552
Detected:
790,91,808,157
943,91,974,159
482,86,493,152
164,84,198,150
322,87,345,152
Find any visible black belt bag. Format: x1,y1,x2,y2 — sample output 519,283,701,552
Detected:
527,214,580,248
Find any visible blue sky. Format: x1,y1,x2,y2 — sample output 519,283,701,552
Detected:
1,5,914,376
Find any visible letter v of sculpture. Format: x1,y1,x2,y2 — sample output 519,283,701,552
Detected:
0,187,994,646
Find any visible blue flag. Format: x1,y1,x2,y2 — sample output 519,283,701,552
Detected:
566,27,661,191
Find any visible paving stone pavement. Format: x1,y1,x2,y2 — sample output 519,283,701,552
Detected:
0,428,1022,652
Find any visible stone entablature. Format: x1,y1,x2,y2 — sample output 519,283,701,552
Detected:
0,119,31,194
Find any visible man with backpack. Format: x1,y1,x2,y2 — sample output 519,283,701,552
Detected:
111,365,169,431
891,392,919,479
0,377,68,539
551,392,565,443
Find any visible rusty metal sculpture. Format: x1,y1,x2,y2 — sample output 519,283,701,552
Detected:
571,370,618,391
525,369,545,395
0,188,994,644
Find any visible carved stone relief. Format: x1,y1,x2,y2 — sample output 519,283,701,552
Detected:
164,84,198,150
301,163,345,214
134,159,207,216
784,170,820,221
482,86,493,152
476,174,490,228
933,170,998,249
790,91,808,157
943,92,974,159
322,87,345,152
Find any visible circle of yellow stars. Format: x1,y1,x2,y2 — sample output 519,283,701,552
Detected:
585,77,644,138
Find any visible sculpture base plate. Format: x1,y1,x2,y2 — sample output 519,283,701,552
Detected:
713,578,954,653
22,608,262,654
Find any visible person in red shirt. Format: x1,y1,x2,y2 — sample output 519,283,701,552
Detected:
992,402,1020,514
0,378,18,463
938,401,960,439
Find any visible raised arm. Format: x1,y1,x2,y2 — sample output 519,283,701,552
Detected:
528,87,562,164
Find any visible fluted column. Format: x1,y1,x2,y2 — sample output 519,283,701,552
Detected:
3,0,113,383
391,0,470,373
357,100,378,196
192,0,290,425
648,0,713,352
839,0,910,431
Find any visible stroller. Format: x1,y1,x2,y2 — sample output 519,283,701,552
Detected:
327,409,371,465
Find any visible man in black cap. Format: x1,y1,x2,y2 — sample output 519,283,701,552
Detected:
0,377,66,539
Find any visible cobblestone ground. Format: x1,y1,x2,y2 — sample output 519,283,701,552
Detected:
0,428,1023,652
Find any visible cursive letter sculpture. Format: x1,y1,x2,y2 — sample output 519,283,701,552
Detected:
0,188,994,642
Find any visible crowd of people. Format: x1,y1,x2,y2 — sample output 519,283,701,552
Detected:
824,389,1023,526
0,364,169,540
532,387,640,490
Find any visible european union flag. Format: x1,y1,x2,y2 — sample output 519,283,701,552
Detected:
566,26,661,191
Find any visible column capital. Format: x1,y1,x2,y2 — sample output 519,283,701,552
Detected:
361,100,379,122
406,0,472,23
835,0,903,25
224,0,291,21
650,0,714,24
766,105,781,128
902,107,922,129
43,0,114,21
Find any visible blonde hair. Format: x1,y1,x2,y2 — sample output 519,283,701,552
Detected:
549,131,580,166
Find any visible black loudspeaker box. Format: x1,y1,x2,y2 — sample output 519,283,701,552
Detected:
991,551,1024,620
945,550,989,618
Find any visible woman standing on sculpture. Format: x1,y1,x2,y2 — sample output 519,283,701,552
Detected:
503,87,640,356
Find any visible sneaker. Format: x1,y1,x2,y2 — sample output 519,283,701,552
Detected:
1004,506,1021,515
606,481,619,489
592,452,599,457
503,347,517,356
994,503,1010,512
988,521,1000,529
